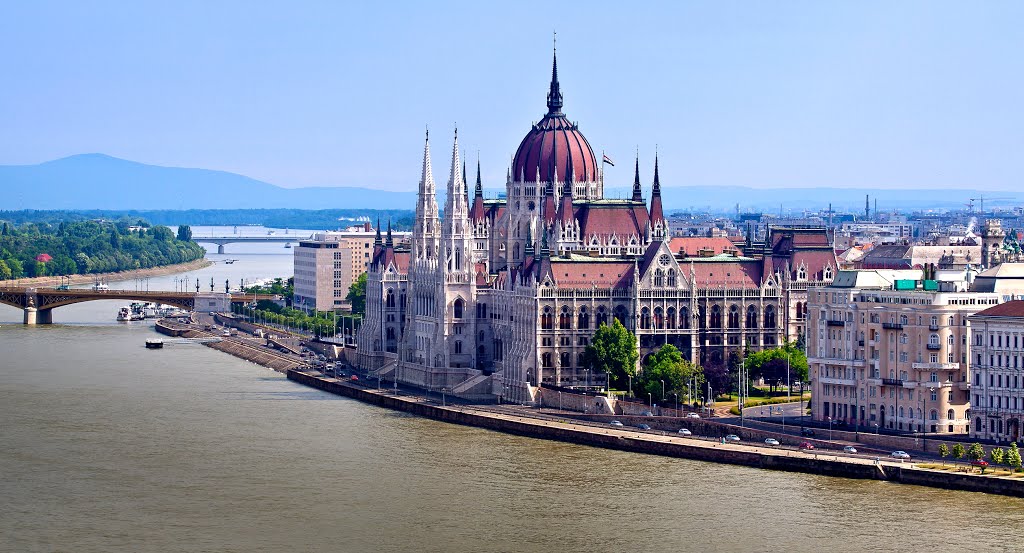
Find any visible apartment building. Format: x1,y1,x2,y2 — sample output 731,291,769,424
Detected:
293,224,410,312
808,269,1000,435
968,301,1024,443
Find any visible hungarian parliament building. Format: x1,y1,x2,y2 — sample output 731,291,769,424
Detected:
357,52,838,401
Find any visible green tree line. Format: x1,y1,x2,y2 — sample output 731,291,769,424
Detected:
0,218,205,280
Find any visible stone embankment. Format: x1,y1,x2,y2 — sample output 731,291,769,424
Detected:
287,368,1024,498
156,319,302,372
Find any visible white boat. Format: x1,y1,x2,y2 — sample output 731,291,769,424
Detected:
93,283,110,291
116,306,131,322
129,303,146,321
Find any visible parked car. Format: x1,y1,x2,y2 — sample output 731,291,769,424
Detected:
843,446,858,454
800,428,816,437
725,434,741,442
678,428,692,436
686,412,701,419
609,420,624,427
891,450,911,460
642,411,654,417
798,442,815,450
970,459,989,467
637,424,652,430
764,438,780,446
349,374,359,381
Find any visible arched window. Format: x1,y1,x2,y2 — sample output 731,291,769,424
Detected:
654,307,664,329
454,298,464,319
764,305,777,329
666,307,676,329
710,305,722,329
928,333,940,347
577,352,585,367
614,305,628,326
947,409,955,421
797,266,807,280
542,352,553,368
385,289,395,308
654,269,664,287
746,305,758,329
596,306,608,327
541,306,553,329
640,307,651,329
513,243,521,261
667,269,677,287
478,330,485,342
559,306,572,329
824,265,833,280
930,410,939,421
900,314,908,326
728,305,740,329
386,327,396,340
560,352,570,368
454,340,463,354
578,307,589,329
795,302,804,319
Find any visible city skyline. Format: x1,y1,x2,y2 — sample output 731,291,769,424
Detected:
1,1,1022,192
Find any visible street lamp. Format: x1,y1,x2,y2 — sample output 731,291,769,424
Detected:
828,416,833,442
673,392,679,417
558,391,562,411
874,422,879,434
660,380,665,404
648,392,653,409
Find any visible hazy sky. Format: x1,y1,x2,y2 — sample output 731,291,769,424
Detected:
1,1,1021,192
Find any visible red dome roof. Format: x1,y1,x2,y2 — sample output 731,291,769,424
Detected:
511,52,598,183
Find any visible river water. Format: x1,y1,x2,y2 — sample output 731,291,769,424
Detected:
2,230,1022,552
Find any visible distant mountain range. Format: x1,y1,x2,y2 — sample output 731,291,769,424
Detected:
0,153,1012,213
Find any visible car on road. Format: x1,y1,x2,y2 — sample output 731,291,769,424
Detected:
642,411,654,417
800,428,816,437
798,442,815,450
724,434,741,442
349,374,359,381
678,428,692,436
637,424,652,430
970,459,990,467
891,450,911,460
686,412,701,419
764,438,780,446
609,420,624,427
843,446,858,454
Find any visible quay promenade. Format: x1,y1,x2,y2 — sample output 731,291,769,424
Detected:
287,368,1024,498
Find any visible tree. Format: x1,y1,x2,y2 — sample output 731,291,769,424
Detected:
952,443,966,462
582,319,638,392
991,447,1005,465
968,442,985,462
1007,443,1022,472
6,258,23,278
744,342,808,393
639,344,698,402
346,272,367,315
176,224,193,241
938,444,949,464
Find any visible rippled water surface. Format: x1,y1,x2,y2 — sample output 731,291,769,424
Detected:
2,242,1022,552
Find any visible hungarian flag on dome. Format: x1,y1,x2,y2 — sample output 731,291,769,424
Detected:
602,154,614,166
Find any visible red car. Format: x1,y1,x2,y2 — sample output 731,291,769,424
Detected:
350,374,359,381
970,459,989,467
798,442,815,450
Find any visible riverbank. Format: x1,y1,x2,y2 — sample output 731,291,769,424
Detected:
287,367,1024,498
5,258,212,288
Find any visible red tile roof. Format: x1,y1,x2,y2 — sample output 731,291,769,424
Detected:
669,237,742,257
550,261,634,288
974,301,1024,318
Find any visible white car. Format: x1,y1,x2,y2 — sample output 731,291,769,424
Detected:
686,412,701,419
678,428,692,436
843,446,858,454
725,434,741,442
609,420,624,427
891,450,911,460
764,438,780,446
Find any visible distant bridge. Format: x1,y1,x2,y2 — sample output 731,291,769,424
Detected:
0,287,278,324
193,234,313,254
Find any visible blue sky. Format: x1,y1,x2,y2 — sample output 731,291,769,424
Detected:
1,1,1021,192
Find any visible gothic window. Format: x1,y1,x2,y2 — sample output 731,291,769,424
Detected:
680,307,690,329
666,307,676,329
614,305,629,327
578,307,589,329
559,306,572,329
795,302,804,320
947,409,955,421
541,307,553,329
667,269,677,287
640,307,651,330
479,330,486,342
577,352,585,367
386,328,396,340
797,266,807,280
494,339,504,361
654,307,664,329
385,289,395,309
542,352,553,368
654,269,664,287
454,340,463,354
455,247,461,269
560,352,570,368
824,265,833,280
764,305,777,329
710,305,722,329
399,292,406,309
728,305,740,329
596,306,608,327
454,298,465,319
900,315,908,326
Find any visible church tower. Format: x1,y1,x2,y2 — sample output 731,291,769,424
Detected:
413,131,440,261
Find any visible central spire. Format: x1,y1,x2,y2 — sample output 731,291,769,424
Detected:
546,40,563,116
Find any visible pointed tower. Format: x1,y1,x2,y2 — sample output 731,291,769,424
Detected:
470,157,486,223
631,153,643,202
649,152,667,241
413,130,441,260
441,128,473,274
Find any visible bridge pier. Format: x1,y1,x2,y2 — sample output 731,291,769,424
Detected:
217,244,225,254
23,307,53,325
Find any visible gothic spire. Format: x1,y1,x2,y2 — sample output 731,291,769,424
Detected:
475,156,483,198
385,219,393,247
525,225,534,256
631,152,643,202
374,218,382,246
650,152,665,228
653,150,662,196
546,41,563,116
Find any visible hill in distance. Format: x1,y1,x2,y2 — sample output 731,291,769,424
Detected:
0,153,1009,212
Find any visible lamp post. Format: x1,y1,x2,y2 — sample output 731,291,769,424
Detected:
628,373,632,398
673,393,679,417
648,392,653,409
828,416,833,442
558,391,562,411
660,380,665,405
874,422,879,434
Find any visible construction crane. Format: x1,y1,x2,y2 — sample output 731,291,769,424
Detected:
968,194,1014,214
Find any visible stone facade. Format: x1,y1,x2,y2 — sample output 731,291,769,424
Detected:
968,301,1024,442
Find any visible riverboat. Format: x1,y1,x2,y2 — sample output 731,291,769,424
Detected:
116,306,131,321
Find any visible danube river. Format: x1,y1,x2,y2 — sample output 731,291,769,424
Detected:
2,232,1022,552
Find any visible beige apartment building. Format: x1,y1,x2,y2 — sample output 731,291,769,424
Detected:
808,269,1000,435
968,301,1024,443
293,224,410,312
